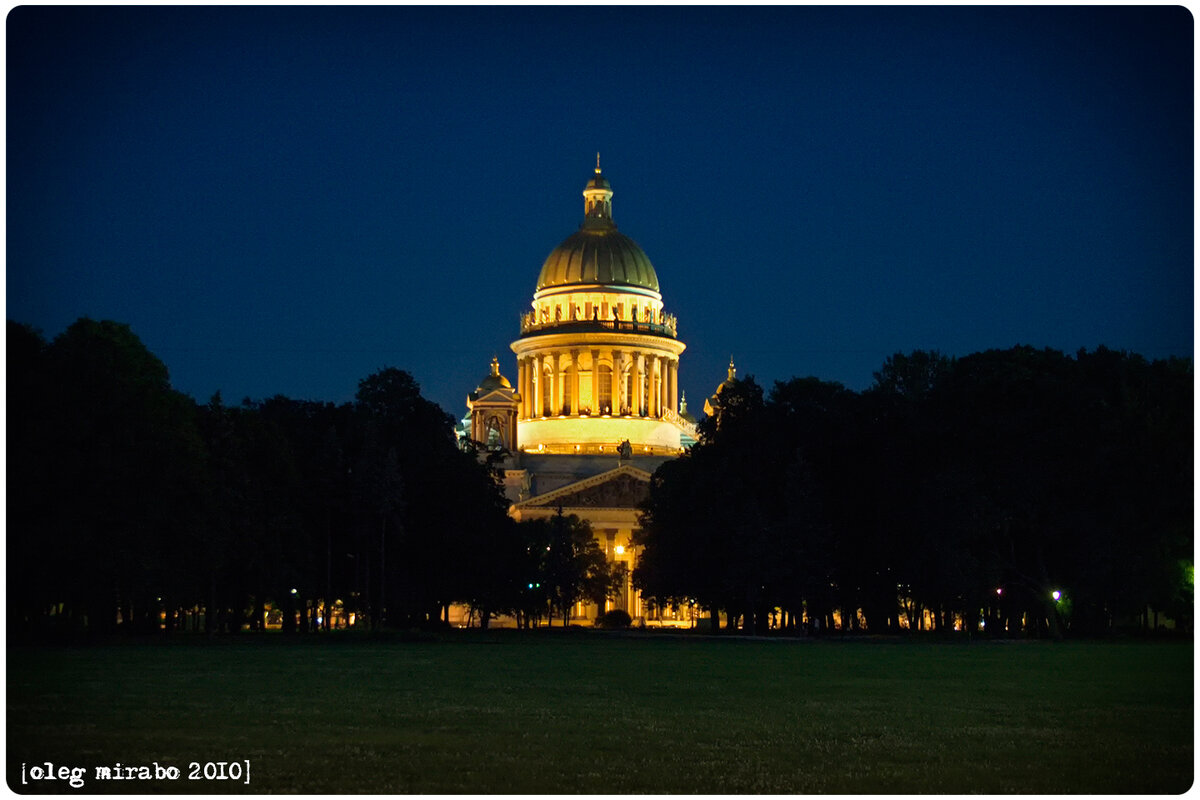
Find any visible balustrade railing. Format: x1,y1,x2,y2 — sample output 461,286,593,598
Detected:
662,407,698,439
519,312,678,338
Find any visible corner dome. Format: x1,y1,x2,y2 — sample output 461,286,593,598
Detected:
474,357,512,393
534,162,660,293
477,373,512,392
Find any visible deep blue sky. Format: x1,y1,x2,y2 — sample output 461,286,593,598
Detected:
8,6,1193,419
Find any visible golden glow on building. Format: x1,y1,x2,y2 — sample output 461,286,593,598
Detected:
459,160,698,627
510,162,692,454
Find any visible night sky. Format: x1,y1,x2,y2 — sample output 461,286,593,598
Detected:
8,6,1193,419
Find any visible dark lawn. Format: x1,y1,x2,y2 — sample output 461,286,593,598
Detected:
6,632,1193,793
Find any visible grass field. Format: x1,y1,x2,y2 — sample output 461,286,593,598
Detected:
6,632,1193,794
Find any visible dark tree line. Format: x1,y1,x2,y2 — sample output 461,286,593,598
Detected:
9,320,1190,639
634,347,1192,637
8,318,614,637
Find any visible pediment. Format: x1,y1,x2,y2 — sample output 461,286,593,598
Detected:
470,387,520,405
514,464,652,511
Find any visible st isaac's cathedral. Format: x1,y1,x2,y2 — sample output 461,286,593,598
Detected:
459,160,702,623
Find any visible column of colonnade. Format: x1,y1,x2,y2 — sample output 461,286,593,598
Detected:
552,353,562,415
525,356,534,418
648,357,657,419
649,356,656,417
516,358,523,417
672,359,681,417
537,355,545,416
653,355,662,417
570,350,580,415
521,355,528,419
612,351,623,414
522,356,528,418
520,356,528,418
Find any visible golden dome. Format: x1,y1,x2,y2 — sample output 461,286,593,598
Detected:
474,357,512,393
536,229,659,292
534,163,660,293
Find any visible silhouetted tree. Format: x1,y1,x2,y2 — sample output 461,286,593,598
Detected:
544,509,614,626
9,318,206,635
639,346,1189,638
351,367,514,629
8,322,57,634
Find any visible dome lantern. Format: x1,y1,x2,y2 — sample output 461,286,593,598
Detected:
583,152,614,222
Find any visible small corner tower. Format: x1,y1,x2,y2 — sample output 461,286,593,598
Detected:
467,356,521,451
704,357,738,417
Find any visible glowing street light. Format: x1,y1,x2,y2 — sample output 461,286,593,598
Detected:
1051,590,1062,602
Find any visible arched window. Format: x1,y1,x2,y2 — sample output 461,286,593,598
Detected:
485,416,503,450
597,363,612,414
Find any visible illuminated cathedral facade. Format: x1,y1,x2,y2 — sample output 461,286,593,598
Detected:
461,160,700,624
